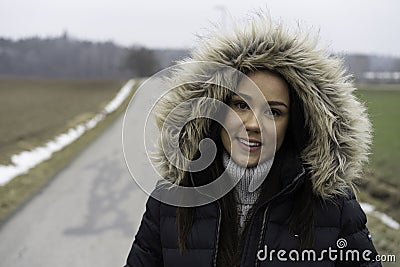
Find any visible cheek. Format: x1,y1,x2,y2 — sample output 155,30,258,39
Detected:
220,111,244,153
221,111,243,135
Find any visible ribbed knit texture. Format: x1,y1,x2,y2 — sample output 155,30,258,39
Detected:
222,151,273,233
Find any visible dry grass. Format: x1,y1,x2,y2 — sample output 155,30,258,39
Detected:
355,85,400,265
0,77,125,164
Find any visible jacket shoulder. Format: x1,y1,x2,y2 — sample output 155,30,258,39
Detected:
125,196,163,267
335,190,382,266
337,189,368,236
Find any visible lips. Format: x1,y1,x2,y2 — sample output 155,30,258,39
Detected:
237,138,262,148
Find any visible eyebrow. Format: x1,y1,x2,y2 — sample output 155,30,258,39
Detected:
233,93,289,109
268,101,288,108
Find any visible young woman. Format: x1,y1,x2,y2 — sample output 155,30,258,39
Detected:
124,14,381,267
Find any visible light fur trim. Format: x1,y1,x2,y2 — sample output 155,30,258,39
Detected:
153,12,372,199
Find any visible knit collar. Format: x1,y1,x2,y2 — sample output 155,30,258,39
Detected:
222,150,273,193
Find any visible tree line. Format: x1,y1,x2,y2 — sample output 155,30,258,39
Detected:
0,35,188,80
0,35,399,82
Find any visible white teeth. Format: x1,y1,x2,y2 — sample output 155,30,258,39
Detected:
238,138,261,147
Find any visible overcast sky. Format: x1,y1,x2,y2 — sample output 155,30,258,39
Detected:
1,0,399,56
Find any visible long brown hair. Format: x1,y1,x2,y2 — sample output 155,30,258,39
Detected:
176,79,315,263
286,83,315,249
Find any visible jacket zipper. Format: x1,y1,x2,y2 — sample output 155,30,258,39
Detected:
253,168,305,267
213,201,222,267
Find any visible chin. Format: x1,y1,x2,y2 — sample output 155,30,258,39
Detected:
248,159,262,167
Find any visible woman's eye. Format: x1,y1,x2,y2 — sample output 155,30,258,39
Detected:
234,101,249,110
265,109,281,117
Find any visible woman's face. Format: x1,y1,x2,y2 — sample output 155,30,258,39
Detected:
220,71,290,167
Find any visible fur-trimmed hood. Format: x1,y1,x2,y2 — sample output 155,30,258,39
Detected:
153,14,372,199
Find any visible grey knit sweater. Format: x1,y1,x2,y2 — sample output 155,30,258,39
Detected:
222,151,273,233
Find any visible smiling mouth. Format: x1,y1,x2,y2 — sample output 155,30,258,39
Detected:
237,138,262,147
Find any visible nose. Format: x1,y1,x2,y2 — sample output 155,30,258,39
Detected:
244,112,260,132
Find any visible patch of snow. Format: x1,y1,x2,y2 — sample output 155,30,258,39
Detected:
360,202,400,230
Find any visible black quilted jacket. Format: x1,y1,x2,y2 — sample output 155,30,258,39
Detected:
125,167,381,267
